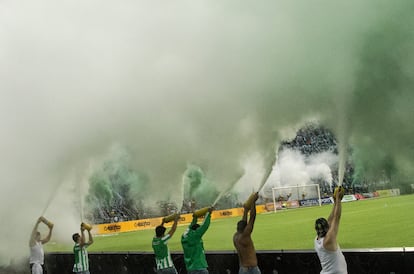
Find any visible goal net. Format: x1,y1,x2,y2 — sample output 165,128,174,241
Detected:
271,184,321,212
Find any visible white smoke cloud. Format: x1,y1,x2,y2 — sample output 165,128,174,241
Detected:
261,149,336,201
268,149,336,188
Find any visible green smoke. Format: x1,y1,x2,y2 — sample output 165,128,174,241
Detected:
183,165,218,208
347,4,414,190
3,0,414,265
85,146,148,222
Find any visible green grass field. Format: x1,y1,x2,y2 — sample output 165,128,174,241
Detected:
47,194,414,253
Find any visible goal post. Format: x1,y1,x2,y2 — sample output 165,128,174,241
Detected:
271,184,321,212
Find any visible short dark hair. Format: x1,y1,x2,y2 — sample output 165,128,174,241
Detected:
72,233,80,242
191,224,200,230
155,226,166,237
237,220,247,233
315,218,329,238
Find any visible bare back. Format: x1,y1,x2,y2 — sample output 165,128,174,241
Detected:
233,230,258,267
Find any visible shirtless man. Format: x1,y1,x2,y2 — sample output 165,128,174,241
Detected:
233,192,260,274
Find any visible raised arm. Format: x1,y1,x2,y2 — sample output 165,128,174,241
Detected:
195,207,213,237
328,190,337,224
29,218,41,247
168,215,180,237
244,192,258,235
80,229,86,246
86,229,94,245
189,202,199,228
189,215,198,228
328,187,344,224
41,223,54,245
80,227,94,247
242,204,249,222
248,199,257,226
324,188,344,251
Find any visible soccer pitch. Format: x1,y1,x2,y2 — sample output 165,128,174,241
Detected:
48,194,414,252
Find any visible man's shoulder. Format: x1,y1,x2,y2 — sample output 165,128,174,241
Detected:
162,234,171,240
183,230,199,239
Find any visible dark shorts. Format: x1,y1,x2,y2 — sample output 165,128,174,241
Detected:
157,267,178,274
239,266,261,274
188,270,209,274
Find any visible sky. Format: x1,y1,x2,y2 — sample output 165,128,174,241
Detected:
1,0,414,265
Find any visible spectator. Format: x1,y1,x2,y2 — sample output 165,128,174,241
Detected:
314,186,347,273
72,223,94,274
233,192,261,274
152,214,180,273
181,207,214,274
29,217,53,274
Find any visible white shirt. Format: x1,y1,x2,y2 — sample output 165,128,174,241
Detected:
30,241,44,265
314,236,347,274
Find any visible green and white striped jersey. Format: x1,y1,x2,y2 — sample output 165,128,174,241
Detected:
152,234,174,270
73,243,90,272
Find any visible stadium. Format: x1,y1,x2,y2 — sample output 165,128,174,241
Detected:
1,1,414,274
2,193,413,273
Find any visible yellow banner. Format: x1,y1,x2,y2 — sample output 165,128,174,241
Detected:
94,206,262,235
376,188,400,197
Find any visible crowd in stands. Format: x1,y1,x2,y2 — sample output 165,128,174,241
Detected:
280,124,338,156
88,124,361,224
